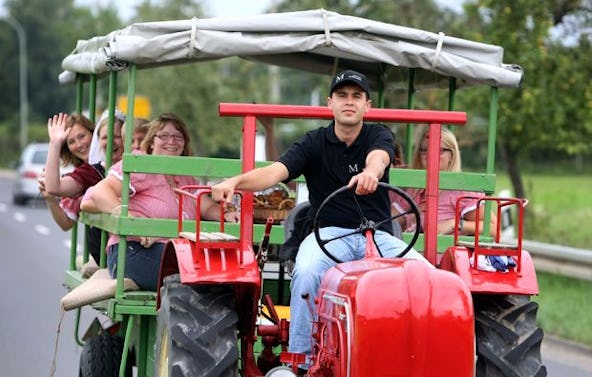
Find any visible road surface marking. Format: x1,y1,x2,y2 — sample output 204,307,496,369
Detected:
35,224,51,236
14,212,26,222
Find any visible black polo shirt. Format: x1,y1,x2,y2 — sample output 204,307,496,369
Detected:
278,122,395,232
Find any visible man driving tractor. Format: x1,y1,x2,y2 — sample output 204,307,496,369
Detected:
212,69,430,372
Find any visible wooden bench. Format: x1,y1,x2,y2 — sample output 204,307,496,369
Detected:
456,240,518,251
179,231,239,242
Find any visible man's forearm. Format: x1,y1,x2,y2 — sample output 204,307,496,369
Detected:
235,162,288,192
365,150,390,179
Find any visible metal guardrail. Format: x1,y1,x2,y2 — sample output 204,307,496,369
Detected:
522,239,592,281
497,190,592,281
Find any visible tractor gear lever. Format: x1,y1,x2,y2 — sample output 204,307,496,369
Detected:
257,217,274,270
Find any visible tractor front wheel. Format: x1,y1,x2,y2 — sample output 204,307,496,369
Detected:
79,332,132,377
155,274,238,377
474,294,547,377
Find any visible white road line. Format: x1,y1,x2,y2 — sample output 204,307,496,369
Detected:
35,224,51,236
13,212,26,222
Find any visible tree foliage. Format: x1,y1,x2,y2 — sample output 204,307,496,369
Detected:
451,0,592,197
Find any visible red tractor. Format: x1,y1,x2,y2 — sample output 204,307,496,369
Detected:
154,103,545,377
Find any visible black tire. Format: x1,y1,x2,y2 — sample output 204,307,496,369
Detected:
12,194,26,206
155,274,238,377
79,332,132,377
474,294,547,377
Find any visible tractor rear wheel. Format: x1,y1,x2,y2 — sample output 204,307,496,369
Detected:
474,294,547,377
155,274,238,377
79,332,131,377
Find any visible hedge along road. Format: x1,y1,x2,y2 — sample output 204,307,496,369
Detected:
0,171,590,376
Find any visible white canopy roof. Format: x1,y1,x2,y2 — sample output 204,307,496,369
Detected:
59,9,523,89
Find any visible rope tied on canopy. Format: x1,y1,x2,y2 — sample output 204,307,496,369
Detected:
431,31,445,70
189,17,199,59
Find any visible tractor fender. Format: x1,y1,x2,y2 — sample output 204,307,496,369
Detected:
440,246,539,295
156,238,261,308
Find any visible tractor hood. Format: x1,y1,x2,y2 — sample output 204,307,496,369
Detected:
317,258,475,377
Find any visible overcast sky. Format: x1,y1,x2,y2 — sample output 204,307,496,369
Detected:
72,0,463,21
73,0,274,21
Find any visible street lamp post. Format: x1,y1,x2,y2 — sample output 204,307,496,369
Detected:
3,15,28,149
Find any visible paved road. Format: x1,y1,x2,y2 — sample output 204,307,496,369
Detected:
0,171,591,376
542,336,592,376
0,173,97,376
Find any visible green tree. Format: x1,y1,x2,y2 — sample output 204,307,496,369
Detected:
3,0,124,118
457,0,592,198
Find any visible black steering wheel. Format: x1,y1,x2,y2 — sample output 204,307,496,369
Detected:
313,182,421,263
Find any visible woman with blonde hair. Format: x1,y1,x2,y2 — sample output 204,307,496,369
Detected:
393,127,496,235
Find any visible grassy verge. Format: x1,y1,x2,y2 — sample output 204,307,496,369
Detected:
532,271,592,347
495,173,592,249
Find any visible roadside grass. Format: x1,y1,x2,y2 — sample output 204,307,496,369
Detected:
496,172,592,346
532,272,592,347
495,173,592,249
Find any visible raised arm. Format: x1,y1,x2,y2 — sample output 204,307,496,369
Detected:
44,113,84,197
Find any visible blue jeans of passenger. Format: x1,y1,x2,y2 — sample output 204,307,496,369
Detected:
107,241,165,291
288,227,428,367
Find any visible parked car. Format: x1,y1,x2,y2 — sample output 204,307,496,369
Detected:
12,143,49,205
12,143,75,205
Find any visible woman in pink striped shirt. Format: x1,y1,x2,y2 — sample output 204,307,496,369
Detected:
81,113,238,290
392,128,497,236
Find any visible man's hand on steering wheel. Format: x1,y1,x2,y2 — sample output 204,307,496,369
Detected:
348,171,379,195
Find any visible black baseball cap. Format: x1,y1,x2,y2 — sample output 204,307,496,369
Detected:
329,70,371,98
